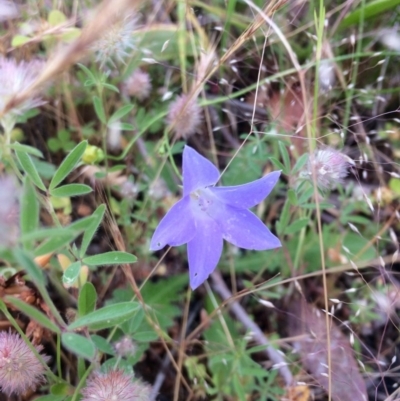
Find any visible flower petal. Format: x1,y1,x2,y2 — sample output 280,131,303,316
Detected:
183,146,219,196
210,170,281,209
187,218,223,290
209,202,281,250
150,197,196,250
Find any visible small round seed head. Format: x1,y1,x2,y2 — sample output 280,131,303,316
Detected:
167,94,202,138
92,15,138,69
0,331,48,395
107,120,123,151
0,1,19,21
0,175,20,247
301,148,352,190
113,335,137,358
124,69,152,100
81,369,152,401
319,60,335,92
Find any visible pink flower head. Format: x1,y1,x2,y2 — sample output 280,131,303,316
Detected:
0,57,44,132
301,148,352,190
124,68,151,100
167,94,202,138
0,331,48,395
81,369,152,401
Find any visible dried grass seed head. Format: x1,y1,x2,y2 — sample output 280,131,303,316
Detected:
0,331,48,395
0,57,44,132
81,369,152,401
167,94,202,138
301,148,352,190
124,68,152,100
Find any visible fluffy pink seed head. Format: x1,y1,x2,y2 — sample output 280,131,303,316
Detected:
167,94,202,138
0,57,44,131
0,175,20,247
124,69,151,100
302,148,351,190
92,15,137,69
81,369,152,401
0,331,48,395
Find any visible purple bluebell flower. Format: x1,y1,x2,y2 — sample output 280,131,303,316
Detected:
150,146,281,290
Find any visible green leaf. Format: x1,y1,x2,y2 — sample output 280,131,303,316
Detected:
50,184,92,198
11,35,31,47
50,383,71,396
287,188,297,206
292,153,309,174
9,143,43,158
47,138,62,152
49,141,87,190
109,164,126,172
6,296,60,334
132,27,197,62
80,204,106,258
108,104,134,125
15,151,46,191
62,261,81,286
339,0,400,29
61,333,96,360
68,215,95,231
34,231,77,257
84,79,95,87
78,282,97,317
297,186,314,205
276,199,290,236
82,251,137,266
301,202,334,209
93,96,106,124
125,307,145,333
389,178,400,196
133,330,159,342
34,396,65,401
33,159,56,180
284,218,309,235
20,227,77,242
13,249,44,286
68,302,140,330
20,177,39,250
268,157,286,174
278,141,290,171
77,63,96,83
48,9,67,26
119,123,135,131
102,83,119,93
91,334,115,355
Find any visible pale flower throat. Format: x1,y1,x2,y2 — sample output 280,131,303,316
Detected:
190,188,216,218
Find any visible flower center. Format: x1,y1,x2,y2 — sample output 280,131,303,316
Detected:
190,188,215,217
